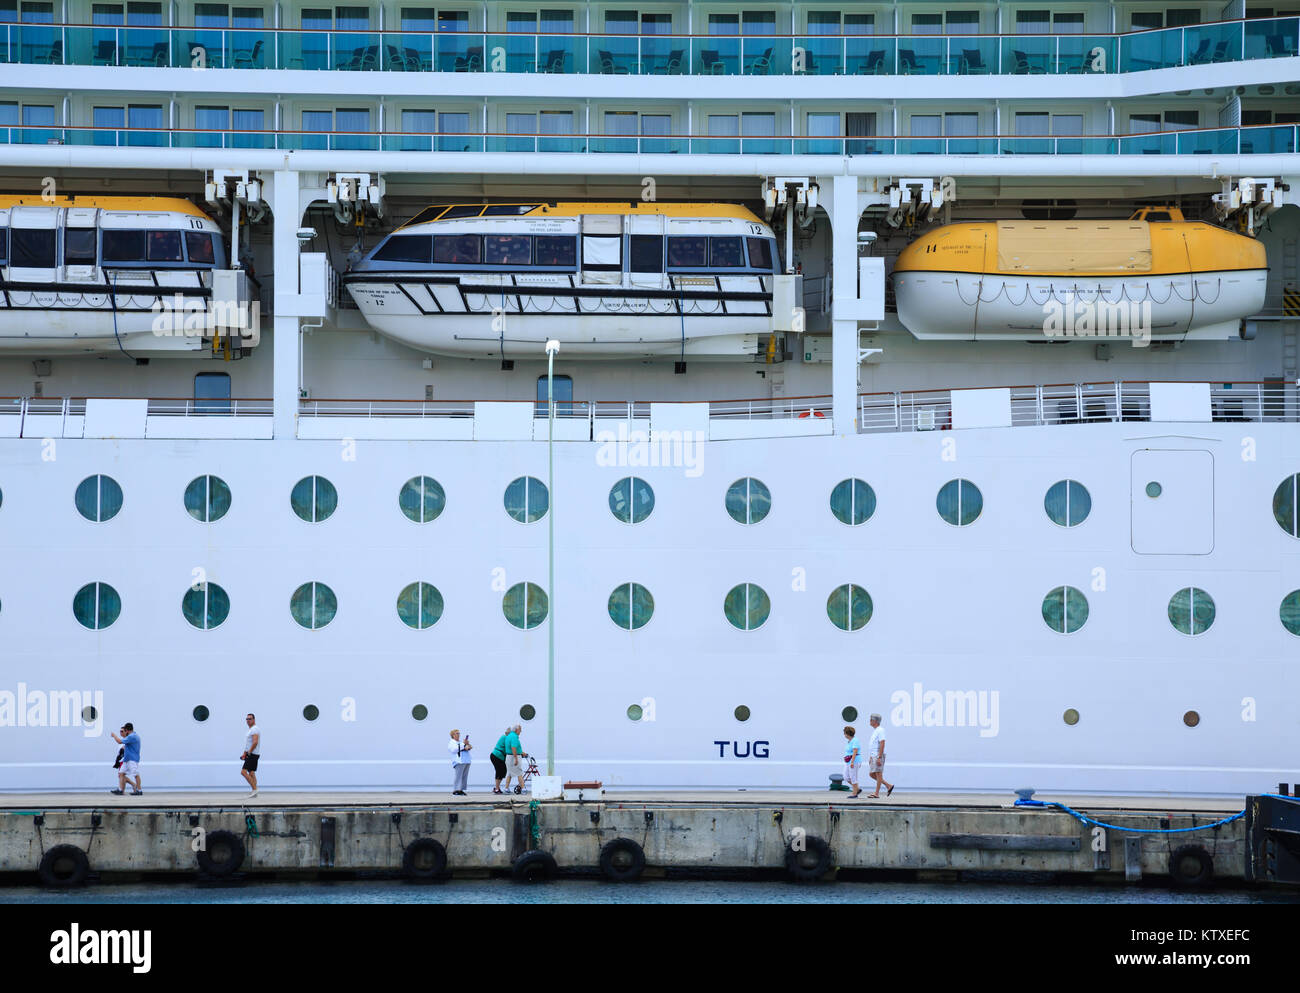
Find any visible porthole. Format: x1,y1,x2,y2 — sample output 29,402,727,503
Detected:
1145,481,1163,499
182,582,230,630
830,478,877,526
725,477,771,525
303,704,320,722
290,581,337,630
411,704,428,721
82,705,98,723
1168,587,1215,636
608,582,654,630
1183,710,1200,728
1041,586,1089,634
0,484,3,511
1274,473,1299,538
75,475,123,522
520,704,536,721
184,475,232,523
399,476,446,524
290,475,337,523
827,584,873,631
723,583,770,630
73,582,120,630
1044,480,1091,527
627,703,644,722
609,476,654,524
397,582,444,630
734,705,751,722
1281,590,1300,636
842,706,858,723
504,476,548,523
192,705,210,722
936,479,982,526
1063,708,1080,726
503,581,548,629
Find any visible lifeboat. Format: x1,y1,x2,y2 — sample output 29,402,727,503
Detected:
343,201,780,359
0,195,253,354
892,208,1267,342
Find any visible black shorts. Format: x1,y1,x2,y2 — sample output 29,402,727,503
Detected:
242,753,260,772
490,754,507,779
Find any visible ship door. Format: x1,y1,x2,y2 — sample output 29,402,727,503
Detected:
581,214,624,285
627,213,667,291
62,206,100,283
7,205,59,287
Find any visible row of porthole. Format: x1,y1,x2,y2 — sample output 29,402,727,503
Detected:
44,582,1300,637
39,472,1300,535
1064,709,1204,728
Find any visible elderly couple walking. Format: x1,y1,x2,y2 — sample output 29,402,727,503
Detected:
490,724,528,795
843,714,895,799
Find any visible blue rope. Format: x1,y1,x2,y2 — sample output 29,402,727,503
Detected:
1014,794,1296,835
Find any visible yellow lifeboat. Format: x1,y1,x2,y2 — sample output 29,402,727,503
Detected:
892,208,1267,342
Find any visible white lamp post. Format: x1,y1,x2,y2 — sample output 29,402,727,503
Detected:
544,339,560,776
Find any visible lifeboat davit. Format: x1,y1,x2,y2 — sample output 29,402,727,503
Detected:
892,208,1267,342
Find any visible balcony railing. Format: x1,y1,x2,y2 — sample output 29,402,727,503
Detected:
1,17,1296,76
2,122,1296,156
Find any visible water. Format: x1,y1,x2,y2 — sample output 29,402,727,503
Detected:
2,879,1292,904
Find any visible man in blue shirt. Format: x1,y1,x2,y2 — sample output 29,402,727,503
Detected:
110,722,142,796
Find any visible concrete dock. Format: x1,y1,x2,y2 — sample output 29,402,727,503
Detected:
1,789,1265,888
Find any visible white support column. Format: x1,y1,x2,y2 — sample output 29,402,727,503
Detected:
270,169,302,441
830,173,860,433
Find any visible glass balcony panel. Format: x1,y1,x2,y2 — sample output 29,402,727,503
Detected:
525,34,578,73
794,137,844,154
1119,133,1177,154
694,137,740,154
693,37,740,75
485,33,535,72
181,29,225,67
437,133,482,152
229,29,267,67
741,135,789,154
18,24,60,64
1184,22,1241,65
1239,124,1297,154
589,35,637,73
590,136,638,153
230,129,274,149
279,30,330,70
1121,27,1181,71
637,135,687,153
743,36,788,74
950,37,995,74
331,131,378,151
436,33,481,71
638,35,676,74
1057,36,1114,73
1178,128,1237,154
844,38,894,74
847,137,893,154
386,34,432,71
896,138,944,153
1244,17,1298,59
1001,37,1053,74
897,38,942,74
944,137,995,154
793,36,839,74
332,32,381,70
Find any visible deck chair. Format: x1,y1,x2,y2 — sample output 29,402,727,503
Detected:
92,39,117,65
233,38,263,68
654,48,684,74
538,48,566,72
454,45,482,71
857,49,887,74
35,40,63,64
746,45,773,74
699,48,726,74
1011,49,1045,74
959,48,988,74
597,49,629,73
898,48,920,74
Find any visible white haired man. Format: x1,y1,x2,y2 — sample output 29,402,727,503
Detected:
865,713,894,798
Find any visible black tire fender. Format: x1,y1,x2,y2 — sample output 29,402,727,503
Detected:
599,837,647,882
511,849,557,882
196,829,246,877
39,844,90,888
402,838,448,880
1169,844,1213,889
785,834,833,881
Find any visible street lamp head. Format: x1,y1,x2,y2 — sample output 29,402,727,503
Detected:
545,339,561,356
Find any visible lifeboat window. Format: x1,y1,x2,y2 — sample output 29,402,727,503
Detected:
484,235,532,265
146,230,183,263
746,238,773,271
1144,211,1172,222
11,228,55,268
433,234,482,264
630,234,664,273
64,228,97,265
0,227,6,265
441,205,485,219
534,236,577,268
482,204,538,216
709,237,744,268
667,236,707,268
405,206,448,226
185,231,216,265
102,229,146,262
373,234,433,264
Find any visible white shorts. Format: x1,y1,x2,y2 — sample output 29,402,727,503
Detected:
120,760,139,777
844,762,860,785
506,755,525,777
868,753,884,774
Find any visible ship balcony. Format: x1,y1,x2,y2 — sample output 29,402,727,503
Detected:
1,18,1297,77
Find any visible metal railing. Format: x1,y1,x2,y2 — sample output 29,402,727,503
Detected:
2,17,1296,76
298,398,474,418
0,397,272,435
3,122,1296,157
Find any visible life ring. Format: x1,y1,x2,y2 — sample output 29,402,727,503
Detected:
599,838,647,882
511,850,558,883
38,844,90,888
1169,844,1213,888
797,409,826,418
196,829,246,877
784,834,833,881
402,838,448,880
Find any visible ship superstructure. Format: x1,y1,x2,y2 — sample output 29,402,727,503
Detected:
0,1,1298,794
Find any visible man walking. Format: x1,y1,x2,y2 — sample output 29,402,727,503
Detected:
448,728,471,795
240,713,261,798
110,723,142,795
865,713,894,798
505,724,526,795
490,726,511,795
841,725,862,799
